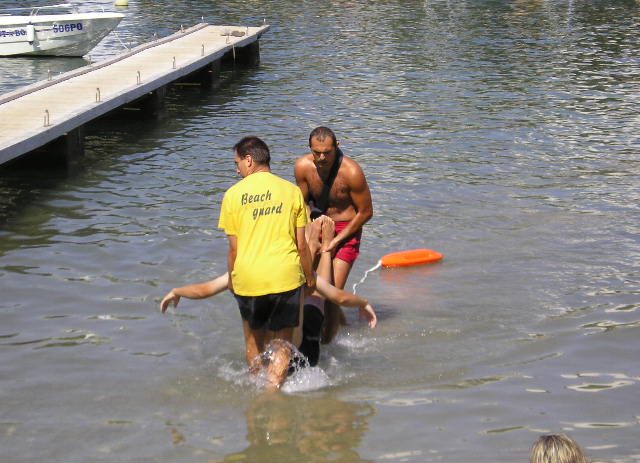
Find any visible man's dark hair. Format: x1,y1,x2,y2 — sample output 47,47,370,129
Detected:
234,136,271,165
309,126,338,148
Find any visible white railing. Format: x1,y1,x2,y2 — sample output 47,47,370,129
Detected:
0,3,78,17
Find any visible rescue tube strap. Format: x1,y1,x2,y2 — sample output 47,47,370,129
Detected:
352,260,382,294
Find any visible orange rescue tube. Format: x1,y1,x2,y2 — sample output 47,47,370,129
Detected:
380,248,444,268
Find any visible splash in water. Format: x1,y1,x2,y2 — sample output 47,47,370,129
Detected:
214,340,336,392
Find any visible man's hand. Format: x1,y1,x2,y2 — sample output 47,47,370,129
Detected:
306,273,316,292
324,237,342,253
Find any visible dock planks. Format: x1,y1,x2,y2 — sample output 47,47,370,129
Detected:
0,23,269,165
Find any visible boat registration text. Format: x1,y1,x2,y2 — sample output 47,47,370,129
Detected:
0,29,28,38
52,23,84,33
0,23,84,40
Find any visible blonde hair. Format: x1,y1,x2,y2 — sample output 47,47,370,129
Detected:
530,434,588,463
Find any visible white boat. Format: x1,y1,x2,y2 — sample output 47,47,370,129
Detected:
0,3,124,57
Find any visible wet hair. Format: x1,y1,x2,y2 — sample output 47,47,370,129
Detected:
530,434,588,463
234,136,270,166
309,126,338,148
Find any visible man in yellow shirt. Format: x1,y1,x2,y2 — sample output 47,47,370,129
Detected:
219,136,315,370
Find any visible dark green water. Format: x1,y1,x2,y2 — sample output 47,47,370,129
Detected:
1,1,639,462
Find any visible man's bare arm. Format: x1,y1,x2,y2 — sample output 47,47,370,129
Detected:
294,156,312,202
227,235,238,292
327,162,373,251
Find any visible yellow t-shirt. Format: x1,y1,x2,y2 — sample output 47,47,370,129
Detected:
218,171,308,296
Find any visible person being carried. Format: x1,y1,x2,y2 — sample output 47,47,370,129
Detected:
294,126,373,290
160,216,377,390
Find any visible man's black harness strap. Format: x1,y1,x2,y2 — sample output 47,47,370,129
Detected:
309,148,343,219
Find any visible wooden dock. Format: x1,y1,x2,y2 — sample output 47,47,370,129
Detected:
0,23,269,165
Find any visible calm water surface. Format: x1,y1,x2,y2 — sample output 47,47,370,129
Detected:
1,1,639,462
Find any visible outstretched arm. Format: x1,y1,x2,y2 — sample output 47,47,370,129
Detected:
315,275,377,328
160,273,229,313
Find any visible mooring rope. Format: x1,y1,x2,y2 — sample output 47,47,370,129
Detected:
113,30,131,51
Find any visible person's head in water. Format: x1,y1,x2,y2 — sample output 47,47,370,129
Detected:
255,339,302,391
309,126,339,169
530,434,588,463
233,136,271,177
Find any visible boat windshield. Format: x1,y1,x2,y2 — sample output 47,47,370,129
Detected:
0,3,79,16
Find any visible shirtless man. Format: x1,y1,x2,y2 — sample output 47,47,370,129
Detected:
294,126,373,290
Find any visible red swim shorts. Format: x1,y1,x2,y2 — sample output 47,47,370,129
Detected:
334,220,362,266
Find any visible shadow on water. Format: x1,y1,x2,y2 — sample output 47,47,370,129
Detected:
216,392,375,463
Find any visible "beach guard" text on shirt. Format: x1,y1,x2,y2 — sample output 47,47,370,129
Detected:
241,190,283,220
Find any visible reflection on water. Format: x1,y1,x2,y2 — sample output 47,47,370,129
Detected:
217,393,375,463
486,425,525,434
568,422,634,430
562,372,638,393
0,57,88,94
581,319,640,332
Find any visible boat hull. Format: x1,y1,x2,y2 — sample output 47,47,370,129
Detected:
0,12,124,57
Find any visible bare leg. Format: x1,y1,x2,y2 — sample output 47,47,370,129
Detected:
242,320,265,373
332,257,352,290
318,215,352,290
321,217,347,342
305,218,323,272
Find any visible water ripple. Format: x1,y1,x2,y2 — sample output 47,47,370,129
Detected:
562,372,639,393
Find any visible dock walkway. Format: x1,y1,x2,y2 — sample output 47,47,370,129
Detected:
0,23,269,165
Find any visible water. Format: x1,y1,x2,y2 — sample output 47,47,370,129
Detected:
1,0,639,461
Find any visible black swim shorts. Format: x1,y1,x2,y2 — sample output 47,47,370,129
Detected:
234,285,303,331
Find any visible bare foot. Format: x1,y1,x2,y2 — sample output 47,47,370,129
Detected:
307,218,323,256
321,216,335,252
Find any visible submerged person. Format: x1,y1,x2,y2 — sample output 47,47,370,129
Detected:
160,216,377,390
219,136,315,369
530,434,589,463
294,126,373,290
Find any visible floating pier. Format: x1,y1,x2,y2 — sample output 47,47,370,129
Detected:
0,23,269,166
